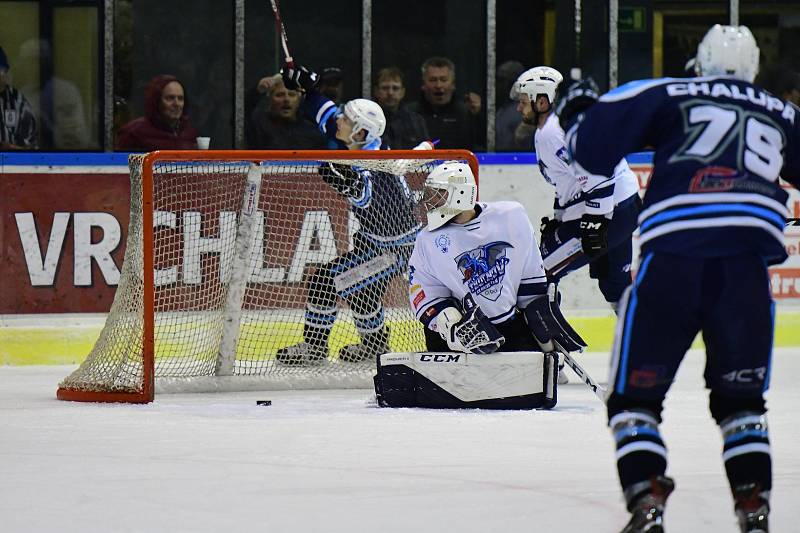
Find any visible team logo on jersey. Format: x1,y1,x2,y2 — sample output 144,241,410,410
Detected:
435,234,451,253
455,241,513,301
555,146,570,164
688,166,752,193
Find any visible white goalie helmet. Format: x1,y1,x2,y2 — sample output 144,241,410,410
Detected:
422,161,478,231
511,66,564,104
343,98,386,145
693,24,760,82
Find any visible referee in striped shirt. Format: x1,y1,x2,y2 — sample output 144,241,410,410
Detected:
0,46,37,150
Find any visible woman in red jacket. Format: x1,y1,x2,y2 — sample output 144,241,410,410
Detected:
116,74,199,151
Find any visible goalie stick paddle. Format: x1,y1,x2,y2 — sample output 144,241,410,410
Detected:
560,350,607,403
269,0,294,67
547,339,607,403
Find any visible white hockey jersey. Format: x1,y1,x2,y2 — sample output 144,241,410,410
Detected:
534,113,639,220
408,201,549,329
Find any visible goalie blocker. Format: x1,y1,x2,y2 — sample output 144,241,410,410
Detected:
374,351,558,410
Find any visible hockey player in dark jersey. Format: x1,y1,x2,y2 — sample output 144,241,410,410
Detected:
276,63,423,364
562,25,800,533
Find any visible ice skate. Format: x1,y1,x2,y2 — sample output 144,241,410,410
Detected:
734,483,769,532
558,362,569,384
620,476,675,533
275,342,327,366
339,332,389,363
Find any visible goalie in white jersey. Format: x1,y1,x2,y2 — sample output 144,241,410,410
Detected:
407,161,586,374
512,67,641,311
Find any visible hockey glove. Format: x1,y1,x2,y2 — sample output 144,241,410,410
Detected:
579,214,609,258
540,216,561,242
434,294,505,354
523,284,587,354
281,63,319,92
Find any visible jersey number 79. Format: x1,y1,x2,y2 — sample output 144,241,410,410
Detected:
670,101,785,182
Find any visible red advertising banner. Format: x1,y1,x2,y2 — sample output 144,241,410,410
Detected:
1,161,799,314
1,172,130,313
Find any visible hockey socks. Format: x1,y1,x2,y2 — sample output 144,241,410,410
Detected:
720,411,772,503
609,409,668,510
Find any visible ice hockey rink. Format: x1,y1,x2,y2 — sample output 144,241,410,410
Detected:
2,348,798,532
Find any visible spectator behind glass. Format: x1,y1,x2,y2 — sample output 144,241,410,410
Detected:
18,38,91,149
405,56,484,151
247,74,325,150
0,45,38,149
495,60,533,151
318,67,344,104
373,67,429,149
116,74,199,151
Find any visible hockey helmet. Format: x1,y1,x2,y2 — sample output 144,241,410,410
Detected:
422,161,478,231
693,24,760,82
342,98,386,146
511,66,564,105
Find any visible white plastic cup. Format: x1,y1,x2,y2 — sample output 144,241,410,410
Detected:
196,137,211,150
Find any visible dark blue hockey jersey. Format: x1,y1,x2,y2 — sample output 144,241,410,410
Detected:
569,76,800,265
303,90,420,247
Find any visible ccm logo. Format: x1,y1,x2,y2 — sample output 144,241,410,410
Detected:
420,353,462,363
580,221,602,230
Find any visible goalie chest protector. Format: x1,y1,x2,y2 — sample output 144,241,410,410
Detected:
374,351,558,410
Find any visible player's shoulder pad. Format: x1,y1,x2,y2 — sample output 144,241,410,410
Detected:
599,77,684,103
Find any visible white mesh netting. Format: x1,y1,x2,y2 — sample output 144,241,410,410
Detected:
59,152,472,396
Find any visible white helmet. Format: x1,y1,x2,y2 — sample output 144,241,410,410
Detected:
343,98,386,145
422,161,478,231
693,24,760,82
511,66,564,105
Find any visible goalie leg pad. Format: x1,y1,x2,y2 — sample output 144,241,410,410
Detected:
374,351,557,410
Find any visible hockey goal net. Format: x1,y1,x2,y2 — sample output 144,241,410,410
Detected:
57,149,478,403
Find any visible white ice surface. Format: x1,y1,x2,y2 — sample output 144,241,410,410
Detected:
2,349,798,533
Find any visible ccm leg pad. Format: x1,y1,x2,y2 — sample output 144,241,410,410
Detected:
374,351,557,410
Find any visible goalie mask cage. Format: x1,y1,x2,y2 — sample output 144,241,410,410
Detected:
57,149,479,403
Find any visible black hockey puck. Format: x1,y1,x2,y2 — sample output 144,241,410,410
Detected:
256,400,272,406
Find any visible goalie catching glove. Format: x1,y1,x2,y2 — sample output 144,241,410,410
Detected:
433,294,505,354
523,283,587,354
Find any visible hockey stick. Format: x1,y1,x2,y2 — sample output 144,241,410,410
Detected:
560,350,607,403
544,339,607,403
269,0,294,67
787,218,800,227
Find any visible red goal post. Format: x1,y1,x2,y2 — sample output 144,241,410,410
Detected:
56,149,479,403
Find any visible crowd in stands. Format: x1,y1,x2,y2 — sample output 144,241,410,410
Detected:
3,41,800,153
241,56,486,153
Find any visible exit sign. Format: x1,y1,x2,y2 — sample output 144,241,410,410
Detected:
619,7,647,32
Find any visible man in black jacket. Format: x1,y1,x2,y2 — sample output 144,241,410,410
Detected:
404,57,484,151
373,67,429,149
245,74,325,150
